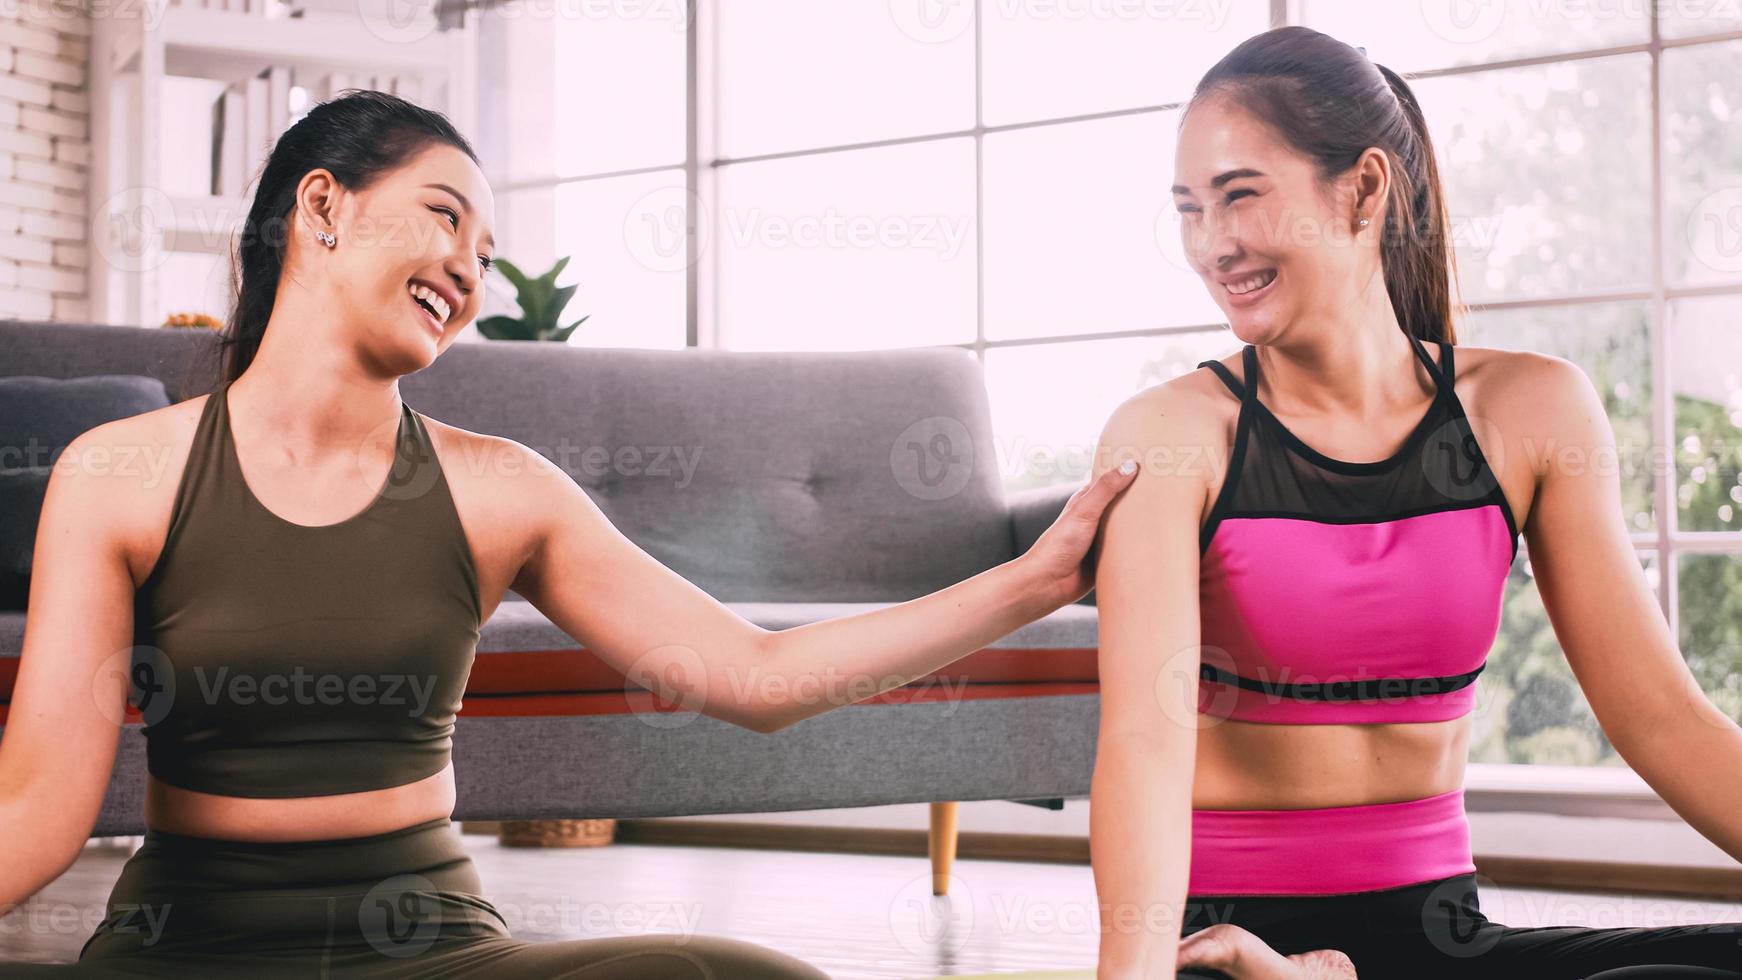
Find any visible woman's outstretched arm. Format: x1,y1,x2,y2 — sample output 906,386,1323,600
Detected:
1520,353,1742,862
506,436,1137,733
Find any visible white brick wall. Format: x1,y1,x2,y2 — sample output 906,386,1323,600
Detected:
0,0,90,323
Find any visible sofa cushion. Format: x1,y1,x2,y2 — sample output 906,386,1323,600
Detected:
0,467,51,610
0,375,173,611
0,374,172,469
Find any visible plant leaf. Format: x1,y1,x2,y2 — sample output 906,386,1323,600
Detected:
475,315,531,341
492,258,531,297
547,283,578,320
551,314,589,342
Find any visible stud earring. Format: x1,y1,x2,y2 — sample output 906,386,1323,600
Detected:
1357,217,1371,227
317,230,336,247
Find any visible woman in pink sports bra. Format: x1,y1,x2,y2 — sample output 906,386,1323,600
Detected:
1087,26,1742,980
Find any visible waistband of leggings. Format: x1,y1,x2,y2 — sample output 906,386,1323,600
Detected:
116,816,469,899
1190,787,1475,897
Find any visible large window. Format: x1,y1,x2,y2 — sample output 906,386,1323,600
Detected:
485,2,1742,765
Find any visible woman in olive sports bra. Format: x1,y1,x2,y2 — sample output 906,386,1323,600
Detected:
0,91,1150,978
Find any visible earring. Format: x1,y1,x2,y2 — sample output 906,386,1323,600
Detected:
317,230,336,247
1357,217,1371,227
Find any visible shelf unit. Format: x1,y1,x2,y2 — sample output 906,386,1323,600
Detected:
88,0,479,327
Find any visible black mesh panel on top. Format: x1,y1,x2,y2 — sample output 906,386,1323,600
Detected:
1196,338,1509,556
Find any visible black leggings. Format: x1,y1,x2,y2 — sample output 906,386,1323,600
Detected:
1176,873,1742,979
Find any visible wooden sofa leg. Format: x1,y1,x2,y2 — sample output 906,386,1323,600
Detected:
929,801,959,896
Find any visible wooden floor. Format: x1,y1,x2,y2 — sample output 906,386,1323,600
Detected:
6,832,1742,977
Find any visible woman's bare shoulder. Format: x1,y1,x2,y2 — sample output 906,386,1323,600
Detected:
37,393,210,584
1453,343,1595,436
1100,357,1243,455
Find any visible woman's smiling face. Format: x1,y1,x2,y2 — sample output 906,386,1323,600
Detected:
1171,92,1378,344
298,142,496,368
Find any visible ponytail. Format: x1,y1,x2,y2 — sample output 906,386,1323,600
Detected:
1372,62,1460,346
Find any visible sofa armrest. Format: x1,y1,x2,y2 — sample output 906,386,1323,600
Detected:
1006,482,1097,606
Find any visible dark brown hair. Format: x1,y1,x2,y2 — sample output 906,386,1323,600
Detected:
1188,26,1461,344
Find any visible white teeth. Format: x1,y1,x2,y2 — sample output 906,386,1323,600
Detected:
1226,270,1276,295
409,283,450,323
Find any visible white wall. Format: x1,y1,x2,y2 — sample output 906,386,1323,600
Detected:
0,2,90,322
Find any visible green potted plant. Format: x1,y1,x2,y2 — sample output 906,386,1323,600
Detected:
475,255,590,341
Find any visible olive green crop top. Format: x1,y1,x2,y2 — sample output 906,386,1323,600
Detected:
130,379,483,798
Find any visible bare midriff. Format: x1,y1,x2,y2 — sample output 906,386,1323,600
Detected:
1191,715,1471,810
144,763,457,842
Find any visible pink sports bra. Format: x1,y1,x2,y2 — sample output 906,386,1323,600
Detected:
1194,335,1520,724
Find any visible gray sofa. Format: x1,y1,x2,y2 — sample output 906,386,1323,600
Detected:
0,319,1101,867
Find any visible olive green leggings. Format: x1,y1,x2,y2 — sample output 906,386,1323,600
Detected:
12,816,829,979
